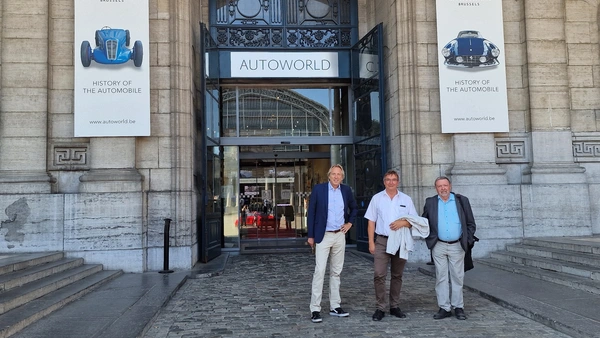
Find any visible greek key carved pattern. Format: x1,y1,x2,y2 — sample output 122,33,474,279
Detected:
51,144,89,170
573,141,600,162
495,139,529,164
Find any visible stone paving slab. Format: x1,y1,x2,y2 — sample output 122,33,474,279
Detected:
143,251,570,338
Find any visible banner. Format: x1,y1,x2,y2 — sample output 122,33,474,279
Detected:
74,0,150,137
436,0,509,133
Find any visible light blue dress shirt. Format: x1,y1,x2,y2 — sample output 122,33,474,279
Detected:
326,182,345,231
437,194,462,241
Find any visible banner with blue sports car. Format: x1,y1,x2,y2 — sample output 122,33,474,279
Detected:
74,0,150,137
436,0,509,133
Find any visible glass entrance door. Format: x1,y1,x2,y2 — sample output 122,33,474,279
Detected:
239,157,303,241
222,145,336,252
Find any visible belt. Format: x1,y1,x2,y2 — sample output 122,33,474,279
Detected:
438,239,459,244
376,234,388,238
327,229,342,234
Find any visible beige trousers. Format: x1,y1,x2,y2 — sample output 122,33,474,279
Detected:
309,231,346,312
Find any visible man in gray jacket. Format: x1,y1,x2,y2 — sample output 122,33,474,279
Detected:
422,176,476,320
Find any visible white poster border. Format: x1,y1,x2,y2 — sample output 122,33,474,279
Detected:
74,0,150,137
436,0,509,133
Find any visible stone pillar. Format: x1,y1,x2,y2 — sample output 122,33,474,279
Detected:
525,0,585,183
520,0,591,236
144,0,196,270
0,1,53,193
393,0,422,204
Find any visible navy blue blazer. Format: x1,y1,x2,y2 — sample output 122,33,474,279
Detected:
307,182,358,244
422,192,477,252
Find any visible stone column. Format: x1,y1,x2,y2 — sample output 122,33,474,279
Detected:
521,0,591,236
144,0,196,270
0,1,53,193
393,0,422,203
525,0,585,184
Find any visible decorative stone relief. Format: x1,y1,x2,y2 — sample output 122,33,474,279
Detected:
50,144,89,171
495,136,530,164
573,134,600,163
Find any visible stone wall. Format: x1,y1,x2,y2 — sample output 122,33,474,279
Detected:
373,0,598,261
0,0,205,272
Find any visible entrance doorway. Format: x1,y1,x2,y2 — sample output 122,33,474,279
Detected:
218,85,355,252
198,4,387,259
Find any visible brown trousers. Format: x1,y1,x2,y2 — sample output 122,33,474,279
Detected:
373,235,407,311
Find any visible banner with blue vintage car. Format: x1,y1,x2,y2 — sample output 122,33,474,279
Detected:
436,0,509,133
74,0,150,137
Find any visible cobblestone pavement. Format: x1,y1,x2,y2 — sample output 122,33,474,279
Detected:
144,251,570,338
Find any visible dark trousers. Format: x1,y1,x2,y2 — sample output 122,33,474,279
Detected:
373,235,407,311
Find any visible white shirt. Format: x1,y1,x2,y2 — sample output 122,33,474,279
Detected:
364,189,418,236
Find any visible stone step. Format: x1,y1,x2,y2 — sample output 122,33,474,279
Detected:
0,253,64,277
0,264,103,316
523,237,600,255
0,258,84,292
490,250,600,280
506,243,600,268
478,258,600,295
0,270,122,338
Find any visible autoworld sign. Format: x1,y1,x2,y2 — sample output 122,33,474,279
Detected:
231,52,339,78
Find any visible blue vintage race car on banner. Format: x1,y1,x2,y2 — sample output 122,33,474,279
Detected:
81,27,143,67
441,30,500,68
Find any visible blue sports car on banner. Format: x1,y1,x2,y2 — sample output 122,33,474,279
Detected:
441,30,500,68
81,27,143,68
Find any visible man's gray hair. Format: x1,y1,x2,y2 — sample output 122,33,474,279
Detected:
434,176,451,186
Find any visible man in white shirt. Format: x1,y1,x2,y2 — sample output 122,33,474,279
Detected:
365,170,418,321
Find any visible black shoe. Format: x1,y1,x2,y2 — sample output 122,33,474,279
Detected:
372,309,385,321
426,261,435,266
389,307,407,318
433,308,452,319
311,311,322,323
330,307,349,317
454,307,466,320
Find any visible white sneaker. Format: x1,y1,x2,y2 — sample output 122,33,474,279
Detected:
330,307,349,317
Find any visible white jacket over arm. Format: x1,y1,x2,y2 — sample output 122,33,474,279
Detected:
386,215,430,259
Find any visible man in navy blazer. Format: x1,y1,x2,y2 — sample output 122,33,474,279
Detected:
307,164,358,323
